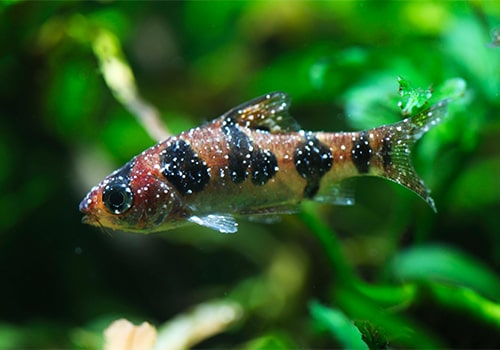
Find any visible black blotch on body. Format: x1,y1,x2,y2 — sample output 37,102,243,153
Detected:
254,125,270,133
223,118,278,185
161,139,210,194
223,118,253,183
381,135,393,170
294,133,333,198
251,149,278,186
352,131,372,174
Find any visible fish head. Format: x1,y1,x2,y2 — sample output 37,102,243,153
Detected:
79,159,185,233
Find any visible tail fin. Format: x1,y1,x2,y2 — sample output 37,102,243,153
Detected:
379,99,450,211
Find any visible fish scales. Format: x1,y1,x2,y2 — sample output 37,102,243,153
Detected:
80,92,449,233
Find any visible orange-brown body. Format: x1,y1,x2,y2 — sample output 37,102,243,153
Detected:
80,92,448,233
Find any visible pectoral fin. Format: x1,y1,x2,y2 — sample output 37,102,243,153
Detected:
189,214,238,233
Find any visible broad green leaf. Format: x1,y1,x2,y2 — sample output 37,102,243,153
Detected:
45,61,102,140
244,333,297,350
354,320,389,350
489,26,500,47
336,287,444,348
343,74,400,130
344,77,466,131
433,77,467,102
447,156,500,210
388,245,500,300
310,301,369,350
429,284,500,329
101,109,153,162
443,16,500,101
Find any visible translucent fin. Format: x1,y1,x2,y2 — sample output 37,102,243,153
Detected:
189,214,238,233
248,215,283,224
240,204,299,216
379,98,450,211
222,92,301,133
245,204,299,224
314,180,356,206
405,98,450,141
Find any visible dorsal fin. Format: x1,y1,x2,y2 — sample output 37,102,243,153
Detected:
222,92,301,133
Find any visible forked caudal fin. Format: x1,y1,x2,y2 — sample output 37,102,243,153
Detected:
377,98,450,212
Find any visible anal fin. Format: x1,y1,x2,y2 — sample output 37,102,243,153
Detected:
248,215,283,225
313,180,356,206
244,204,299,224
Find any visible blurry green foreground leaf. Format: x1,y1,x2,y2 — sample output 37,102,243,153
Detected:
354,320,389,350
310,301,368,350
447,156,500,210
344,77,466,131
243,333,297,350
388,245,500,300
489,26,500,47
336,287,443,349
429,284,500,329
432,77,467,102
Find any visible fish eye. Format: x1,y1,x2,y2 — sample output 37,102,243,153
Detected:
102,183,133,214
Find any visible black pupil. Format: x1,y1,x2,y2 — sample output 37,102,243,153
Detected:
103,183,132,214
109,191,125,207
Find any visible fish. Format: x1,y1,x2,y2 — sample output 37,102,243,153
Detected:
79,92,448,234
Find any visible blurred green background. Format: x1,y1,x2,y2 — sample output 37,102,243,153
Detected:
1,1,500,349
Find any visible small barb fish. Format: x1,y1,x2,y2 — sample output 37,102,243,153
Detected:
80,92,448,233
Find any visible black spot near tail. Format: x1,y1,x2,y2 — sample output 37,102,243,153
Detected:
294,133,333,198
380,135,393,170
352,131,372,174
161,139,210,194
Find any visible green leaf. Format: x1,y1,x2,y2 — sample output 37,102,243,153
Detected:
101,109,153,162
336,287,444,348
344,77,466,131
354,320,389,350
300,202,355,285
388,245,500,300
489,26,500,47
447,156,500,210
343,73,401,130
443,16,500,101
428,284,500,329
310,301,369,350
244,333,297,350
432,77,467,102
397,76,432,116
45,61,102,140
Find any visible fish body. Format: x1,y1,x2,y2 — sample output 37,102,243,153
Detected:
80,92,448,233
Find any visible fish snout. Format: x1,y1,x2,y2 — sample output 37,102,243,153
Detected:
79,196,91,214
79,193,99,226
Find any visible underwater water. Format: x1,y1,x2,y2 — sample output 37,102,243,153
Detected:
0,1,499,348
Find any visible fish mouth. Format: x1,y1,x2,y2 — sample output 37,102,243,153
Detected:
81,214,95,225
79,196,99,226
